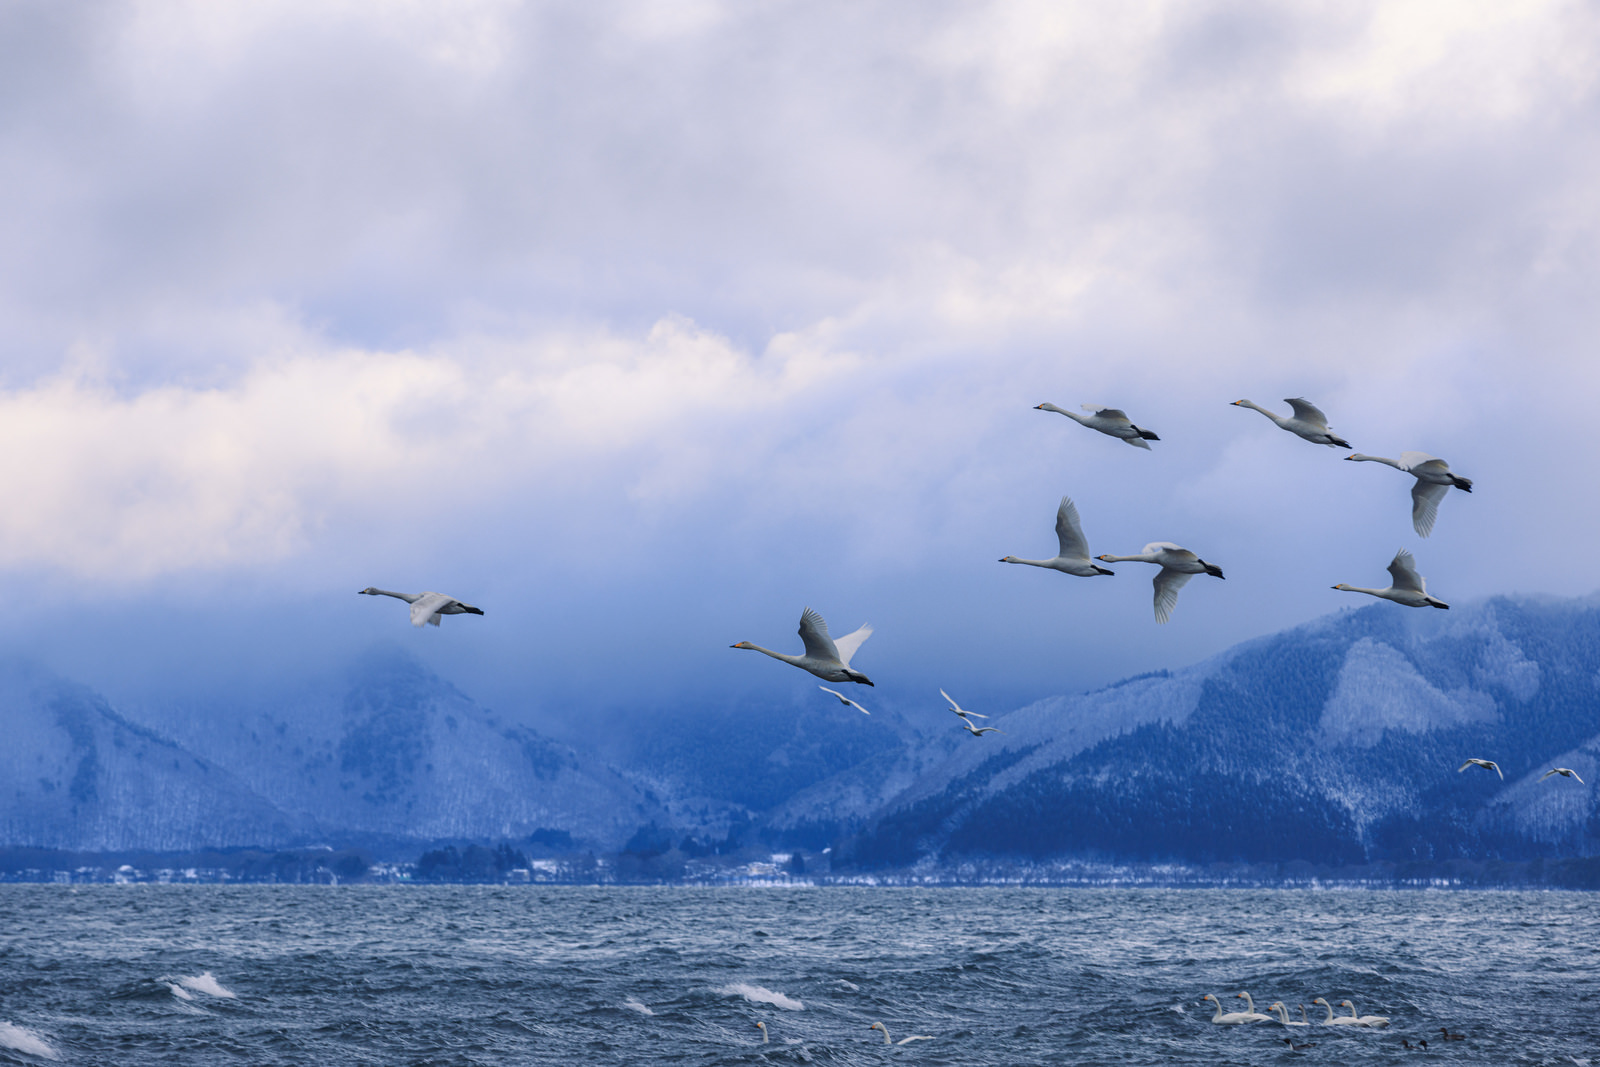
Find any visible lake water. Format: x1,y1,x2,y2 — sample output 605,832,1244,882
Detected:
0,885,1595,1064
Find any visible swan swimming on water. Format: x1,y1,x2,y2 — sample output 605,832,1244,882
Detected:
756,1022,770,1044
1268,1002,1308,1027
1034,403,1160,448
1234,992,1271,1022
1202,994,1253,1024
1313,998,1364,1026
732,608,874,686
1541,768,1586,784
818,686,870,715
999,496,1115,577
1231,398,1352,448
1095,543,1224,623
868,1022,933,1045
358,588,485,628
1459,758,1503,780
1345,452,1473,537
1332,549,1448,609
1340,1000,1390,1028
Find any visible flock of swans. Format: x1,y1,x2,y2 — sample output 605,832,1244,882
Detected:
1203,991,1390,1028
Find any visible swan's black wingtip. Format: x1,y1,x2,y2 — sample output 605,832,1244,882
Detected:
1138,429,1160,440
1094,565,1115,576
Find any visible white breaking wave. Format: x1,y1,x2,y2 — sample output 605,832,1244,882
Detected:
166,983,195,1001
836,979,860,992
177,972,237,999
0,1022,58,1060
623,998,655,1016
719,984,804,1011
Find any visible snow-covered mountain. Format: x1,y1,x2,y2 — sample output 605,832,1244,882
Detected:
828,596,1600,868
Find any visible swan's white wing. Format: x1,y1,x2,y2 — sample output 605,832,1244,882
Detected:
939,687,961,712
1411,481,1449,537
1284,397,1329,426
1387,549,1425,593
832,623,873,667
1081,404,1129,421
410,592,454,628
1540,769,1559,781
1054,496,1091,560
798,608,842,661
820,685,869,713
1399,451,1443,472
1152,568,1194,624
1147,542,1200,566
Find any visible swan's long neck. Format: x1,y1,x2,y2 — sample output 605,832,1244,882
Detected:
365,588,420,603
1207,997,1224,1022
1318,1000,1334,1024
1237,400,1284,425
1001,556,1057,568
1036,403,1088,425
1271,1004,1289,1024
1333,584,1387,597
1099,552,1155,563
736,643,801,666
1240,993,1257,1013
1346,453,1403,469
875,1024,892,1045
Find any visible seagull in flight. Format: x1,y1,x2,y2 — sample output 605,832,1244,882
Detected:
1458,758,1503,780
819,686,870,715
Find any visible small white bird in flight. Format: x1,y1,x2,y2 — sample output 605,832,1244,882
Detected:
1034,403,1160,449
1096,543,1224,624
1541,768,1585,784
819,686,870,714
1458,758,1503,780
732,608,874,685
1231,398,1352,448
1332,549,1448,609
959,718,1003,737
869,1023,934,1045
940,688,988,722
358,587,485,627
999,495,1115,577
1345,452,1473,537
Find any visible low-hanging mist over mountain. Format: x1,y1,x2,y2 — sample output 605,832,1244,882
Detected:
2,596,1598,870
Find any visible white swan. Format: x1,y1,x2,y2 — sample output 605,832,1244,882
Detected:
1202,994,1253,1024
940,688,988,721
1035,403,1160,449
1268,1001,1308,1027
868,1022,933,1045
1313,998,1364,1026
1234,992,1271,1022
1340,1000,1390,1028
732,608,873,686
1231,398,1351,448
1332,549,1448,609
1541,767,1586,784
999,496,1115,577
960,718,1003,737
756,1021,770,1044
1345,452,1473,537
818,686,870,715
1459,758,1503,780
1297,1005,1311,1026
1095,543,1224,623
358,587,484,628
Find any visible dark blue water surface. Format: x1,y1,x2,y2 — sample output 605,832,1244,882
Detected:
1,886,1596,1065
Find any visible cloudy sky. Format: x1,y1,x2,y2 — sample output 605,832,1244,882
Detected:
2,1,1597,732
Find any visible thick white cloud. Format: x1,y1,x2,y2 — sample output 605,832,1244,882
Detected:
1,1,1598,710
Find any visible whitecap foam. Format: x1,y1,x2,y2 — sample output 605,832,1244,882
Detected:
166,983,194,1001
0,1022,58,1060
836,979,860,992
719,984,804,1011
177,972,236,999
623,997,654,1016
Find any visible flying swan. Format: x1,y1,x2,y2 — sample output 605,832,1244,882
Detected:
1345,452,1473,537
999,496,1115,577
358,588,485,627
1096,543,1224,623
869,1022,933,1045
819,686,871,714
1332,549,1448,609
1459,758,1503,780
732,608,874,686
1034,403,1160,449
1231,398,1352,448
960,718,1003,737
1542,768,1586,784
941,688,989,722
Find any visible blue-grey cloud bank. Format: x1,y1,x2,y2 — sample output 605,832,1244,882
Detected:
1,1,1598,728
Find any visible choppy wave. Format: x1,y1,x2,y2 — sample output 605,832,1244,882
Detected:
718,984,804,1011
176,972,236,999
623,997,655,1015
0,1022,58,1060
